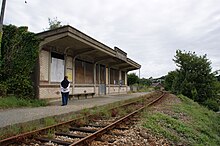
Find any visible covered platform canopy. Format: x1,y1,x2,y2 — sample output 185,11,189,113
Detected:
37,25,141,71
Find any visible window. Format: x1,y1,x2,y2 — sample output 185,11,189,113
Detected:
50,52,64,82
110,68,119,84
75,59,94,84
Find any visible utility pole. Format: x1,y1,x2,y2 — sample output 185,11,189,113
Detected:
0,0,7,61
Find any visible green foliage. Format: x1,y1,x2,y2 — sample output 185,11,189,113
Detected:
139,77,151,86
44,118,56,127
203,98,219,112
47,17,62,30
215,81,220,93
170,50,217,103
127,73,139,85
0,82,7,96
154,86,161,91
0,95,47,108
164,71,178,91
217,75,220,82
138,86,154,92
0,25,39,98
142,95,220,145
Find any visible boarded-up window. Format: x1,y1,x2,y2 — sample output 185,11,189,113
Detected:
75,59,94,84
75,60,84,84
85,62,94,84
50,52,64,82
121,71,125,85
110,68,119,84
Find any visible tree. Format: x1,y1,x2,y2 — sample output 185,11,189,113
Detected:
47,17,62,30
172,50,217,103
164,71,178,91
216,75,220,82
127,73,139,85
139,77,151,86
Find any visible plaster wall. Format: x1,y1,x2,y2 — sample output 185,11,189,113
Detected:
39,86,72,99
73,86,95,94
39,50,49,81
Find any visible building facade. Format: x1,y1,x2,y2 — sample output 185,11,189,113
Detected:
35,25,141,99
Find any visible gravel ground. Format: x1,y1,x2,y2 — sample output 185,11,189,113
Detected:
0,92,149,128
90,93,181,146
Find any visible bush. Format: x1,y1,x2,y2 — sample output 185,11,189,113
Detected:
154,86,161,91
203,99,219,112
0,83,7,97
0,25,39,98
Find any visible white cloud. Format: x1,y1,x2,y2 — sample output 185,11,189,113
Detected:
3,0,220,78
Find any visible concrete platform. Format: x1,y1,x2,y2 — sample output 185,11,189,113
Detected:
0,92,149,129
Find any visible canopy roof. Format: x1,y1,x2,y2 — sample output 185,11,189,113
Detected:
37,25,141,71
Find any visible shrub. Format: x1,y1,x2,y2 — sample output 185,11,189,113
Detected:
203,99,219,112
0,83,7,97
0,25,39,98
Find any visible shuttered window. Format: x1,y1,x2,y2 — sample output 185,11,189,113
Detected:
75,59,94,84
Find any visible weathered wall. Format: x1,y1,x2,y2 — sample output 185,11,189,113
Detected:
74,86,95,94
39,50,49,81
39,86,73,99
38,50,129,99
66,56,73,82
109,85,119,94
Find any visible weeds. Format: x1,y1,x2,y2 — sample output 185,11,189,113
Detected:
47,129,55,138
81,108,90,116
44,118,56,127
0,95,48,108
141,94,220,145
74,118,87,127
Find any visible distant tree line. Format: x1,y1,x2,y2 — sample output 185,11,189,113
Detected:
164,50,219,111
127,73,152,86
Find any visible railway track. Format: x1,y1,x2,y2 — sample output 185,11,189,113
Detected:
0,91,166,146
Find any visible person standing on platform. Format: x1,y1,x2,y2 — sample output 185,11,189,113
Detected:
60,76,70,106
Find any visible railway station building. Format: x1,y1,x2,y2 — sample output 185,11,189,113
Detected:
35,25,141,99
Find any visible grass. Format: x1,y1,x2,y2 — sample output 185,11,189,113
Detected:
0,95,48,108
139,86,154,92
44,117,56,126
141,94,220,146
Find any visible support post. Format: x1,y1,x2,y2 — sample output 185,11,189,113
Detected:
0,0,7,62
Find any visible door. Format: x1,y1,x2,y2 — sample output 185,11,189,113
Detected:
99,65,106,95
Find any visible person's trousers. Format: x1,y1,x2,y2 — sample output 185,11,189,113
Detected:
61,92,69,105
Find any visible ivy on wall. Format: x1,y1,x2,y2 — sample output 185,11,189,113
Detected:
0,25,40,98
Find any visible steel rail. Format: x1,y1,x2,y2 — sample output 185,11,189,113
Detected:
70,91,166,146
0,92,159,145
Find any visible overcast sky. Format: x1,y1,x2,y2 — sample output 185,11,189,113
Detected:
2,0,220,78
